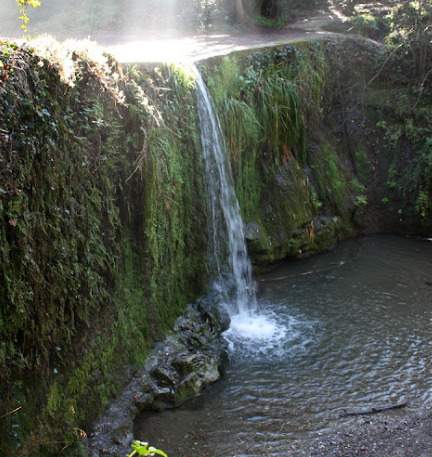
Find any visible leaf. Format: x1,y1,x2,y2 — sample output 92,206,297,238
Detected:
128,441,168,457
150,448,168,457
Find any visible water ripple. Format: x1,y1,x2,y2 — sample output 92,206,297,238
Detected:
136,236,432,457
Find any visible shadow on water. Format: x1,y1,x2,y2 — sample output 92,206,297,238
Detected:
135,235,432,457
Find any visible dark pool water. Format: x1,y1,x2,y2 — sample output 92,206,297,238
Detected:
135,236,432,457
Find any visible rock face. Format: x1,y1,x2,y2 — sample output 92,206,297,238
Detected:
87,298,230,457
0,44,209,456
203,38,432,267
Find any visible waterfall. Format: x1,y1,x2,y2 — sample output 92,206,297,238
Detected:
192,65,287,350
193,66,257,316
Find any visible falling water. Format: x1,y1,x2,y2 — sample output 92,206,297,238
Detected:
193,66,257,315
193,66,287,348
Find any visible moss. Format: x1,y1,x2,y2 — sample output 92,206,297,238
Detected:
138,64,208,337
354,145,373,183
310,143,351,215
0,46,208,456
203,42,353,264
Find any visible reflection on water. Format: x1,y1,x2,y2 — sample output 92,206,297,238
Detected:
135,236,432,457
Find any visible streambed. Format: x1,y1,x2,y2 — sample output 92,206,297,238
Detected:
135,236,432,456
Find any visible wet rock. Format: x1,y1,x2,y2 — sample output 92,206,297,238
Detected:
197,294,231,333
149,365,179,387
151,385,176,411
176,372,204,400
172,352,206,374
87,298,229,456
245,222,261,241
132,391,154,411
112,430,133,448
219,310,231,333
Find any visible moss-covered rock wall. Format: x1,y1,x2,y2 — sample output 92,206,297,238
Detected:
202,38,432,266
201,42,359,265
0,42,208,456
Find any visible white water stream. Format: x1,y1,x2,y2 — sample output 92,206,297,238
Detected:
193,66,287,348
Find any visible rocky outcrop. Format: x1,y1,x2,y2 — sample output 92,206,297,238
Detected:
87,297,229,457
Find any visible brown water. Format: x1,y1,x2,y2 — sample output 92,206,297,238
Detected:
135,236,432,457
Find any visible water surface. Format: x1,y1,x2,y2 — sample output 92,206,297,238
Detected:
135,236,432,457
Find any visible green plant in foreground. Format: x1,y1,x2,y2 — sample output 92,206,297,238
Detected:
128,440,168,457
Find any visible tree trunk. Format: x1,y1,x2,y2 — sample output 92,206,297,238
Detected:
235,0,248,22
261,0,278,18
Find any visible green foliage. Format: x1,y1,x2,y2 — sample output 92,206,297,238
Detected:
206,47,313,230
349,12,382,38
335,0,432,65
138,64,208,334
205,42,351,263
15,0,41,32
354,146,373,183
311,189,323,211
386,0,432,80
311,144,349,214
354,194,368,207
128,440,168,457
386,165,399,191
364,6,432,223
255,71,304,162
411,138,432,218
0,45,208,456
0,45,121,383
0,43,139,455
351,178,367,209
416,190,430,218
371,80,432,222
347,1,432,81
207,44,328,173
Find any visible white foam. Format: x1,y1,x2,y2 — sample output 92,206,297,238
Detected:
228,313,286,340
224,310,292,357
